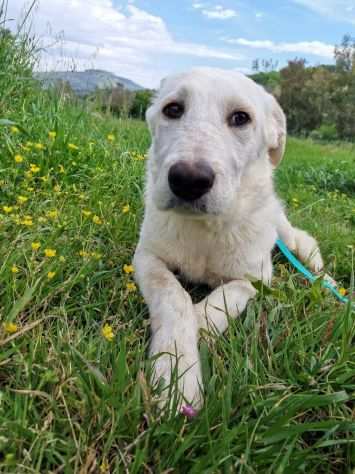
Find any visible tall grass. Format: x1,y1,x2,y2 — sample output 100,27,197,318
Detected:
0,0,39,116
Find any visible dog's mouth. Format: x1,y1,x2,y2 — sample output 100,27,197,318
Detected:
166,197,209,215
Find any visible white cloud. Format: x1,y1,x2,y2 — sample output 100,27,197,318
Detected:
6,0,243,88
225,38,334,58
202,7,237,19
193,3,238,19
192,2,206,8
292,0,355,24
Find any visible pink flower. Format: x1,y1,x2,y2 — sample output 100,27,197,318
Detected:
180,405,197,419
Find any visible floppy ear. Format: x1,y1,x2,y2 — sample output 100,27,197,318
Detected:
265,94,287,167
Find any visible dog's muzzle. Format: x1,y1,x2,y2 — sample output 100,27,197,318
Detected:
168,160,215,202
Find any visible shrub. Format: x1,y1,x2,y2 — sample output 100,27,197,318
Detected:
309,124,338,141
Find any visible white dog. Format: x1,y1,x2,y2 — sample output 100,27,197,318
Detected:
133,68,323,409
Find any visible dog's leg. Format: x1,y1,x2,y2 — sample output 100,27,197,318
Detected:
277,212,323,272
133,249,203,410
195,280,257,333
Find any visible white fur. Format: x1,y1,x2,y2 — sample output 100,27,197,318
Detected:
133,68,323,410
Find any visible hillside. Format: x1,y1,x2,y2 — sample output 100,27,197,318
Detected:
35,69,144,96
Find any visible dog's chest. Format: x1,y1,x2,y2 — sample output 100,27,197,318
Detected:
159,219,255,286
144,210,275,287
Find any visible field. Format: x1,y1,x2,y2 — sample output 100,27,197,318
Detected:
1,30,355,474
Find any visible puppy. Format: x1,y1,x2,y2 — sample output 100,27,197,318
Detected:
133,68,323,409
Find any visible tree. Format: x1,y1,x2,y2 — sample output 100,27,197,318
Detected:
334,34,355,73
279,59,323,134
130,89,154,120
331,35,355,139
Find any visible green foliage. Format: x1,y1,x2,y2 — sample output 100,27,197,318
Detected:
91,87,153,119
279,60,323,134
0,25,38,115
253,35,355,141
130,89,154,119
0,13,354,473
249,71,281,93
309,124,338,142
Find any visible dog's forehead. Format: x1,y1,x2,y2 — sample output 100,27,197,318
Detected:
160,68,264,104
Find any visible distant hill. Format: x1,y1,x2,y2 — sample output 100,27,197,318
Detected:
35,69,144,96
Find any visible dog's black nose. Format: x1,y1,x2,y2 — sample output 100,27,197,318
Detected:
168,160,215,201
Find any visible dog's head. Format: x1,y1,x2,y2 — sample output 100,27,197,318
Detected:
146,67,286,216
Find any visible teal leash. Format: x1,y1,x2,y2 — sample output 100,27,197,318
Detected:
275,238,353,306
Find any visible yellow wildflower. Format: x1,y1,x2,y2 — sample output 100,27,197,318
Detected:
14,154,24,163
339,287,347,296
68,143,79,151
25,171,33,179
107,133,115,142
79,250,90,257
101,323,114,342
123,264,134,274
34,143,45,150
126,282,137,292
48,131,57,140
10,126,19,134
27,186,34,192
133,152,145,161
47,271,56,280
40,175,49,182
17,195,28,204
92,215,103,225
21,217,33,226
21,145,31,152
59,255,66,262
44,248,56,258
100,459,110,473
47,210,58,219
122,204,130,214
3,206,13,214
54,184,61,193
31,241,41,251
58,165,65,174
3,322,18,334
30,163,40,173
38,216,47,223
82,210,92,217
11,265,19,274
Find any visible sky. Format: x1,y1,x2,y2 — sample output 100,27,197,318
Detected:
6,0,355,88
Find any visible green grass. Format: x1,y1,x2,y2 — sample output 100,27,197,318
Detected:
1,21,355,474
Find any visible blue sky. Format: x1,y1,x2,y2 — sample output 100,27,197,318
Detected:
8,0,355,87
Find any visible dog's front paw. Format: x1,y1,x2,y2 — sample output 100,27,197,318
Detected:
293,228,324,273
150,340,203,412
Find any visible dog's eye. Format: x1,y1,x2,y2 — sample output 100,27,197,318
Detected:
162,102,184,119
228,111,251,127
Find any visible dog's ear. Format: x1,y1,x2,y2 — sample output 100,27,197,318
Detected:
265,94,286,167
